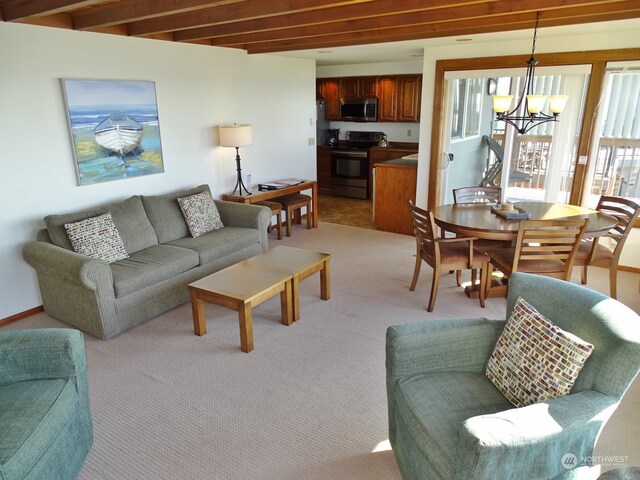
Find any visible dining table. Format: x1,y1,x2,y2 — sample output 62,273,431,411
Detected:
432,201,618,298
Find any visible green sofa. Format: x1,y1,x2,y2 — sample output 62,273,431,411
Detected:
386,272,640,480
22,185,271,339
0,328,93,480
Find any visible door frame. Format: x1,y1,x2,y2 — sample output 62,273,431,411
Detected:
428,48,640,209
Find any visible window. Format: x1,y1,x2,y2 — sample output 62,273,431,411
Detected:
450,78,483,140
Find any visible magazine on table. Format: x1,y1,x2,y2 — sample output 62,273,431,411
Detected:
258,178,306,191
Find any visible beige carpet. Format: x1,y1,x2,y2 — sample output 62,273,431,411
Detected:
4,222,640,479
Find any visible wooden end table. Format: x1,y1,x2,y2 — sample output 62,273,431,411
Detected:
243,246,331,321
188,263,292,353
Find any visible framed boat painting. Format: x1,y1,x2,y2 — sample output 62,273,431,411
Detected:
61,79,165,186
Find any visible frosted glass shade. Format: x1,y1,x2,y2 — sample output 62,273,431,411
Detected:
493,95,514,114
219,124,252,147
549,95,569,114
526,95,548,114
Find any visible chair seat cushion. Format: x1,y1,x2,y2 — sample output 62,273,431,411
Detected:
394,371,512,480
167,226,261,265
0,378,78,479
427,243,489,269
111,244,199,297
574,240,614,263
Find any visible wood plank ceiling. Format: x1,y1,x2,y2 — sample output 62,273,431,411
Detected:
1,0,639,55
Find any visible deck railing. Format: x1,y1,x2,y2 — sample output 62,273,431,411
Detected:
590,138,640,199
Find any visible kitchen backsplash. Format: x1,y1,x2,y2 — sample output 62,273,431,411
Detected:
329,121,419,143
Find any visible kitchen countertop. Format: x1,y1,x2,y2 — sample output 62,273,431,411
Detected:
378,157,418,167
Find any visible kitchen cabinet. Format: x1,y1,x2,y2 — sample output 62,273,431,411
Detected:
316,146,332,193
374,159,417,235
317,79,341,120
369,146,418,199
397,75,422,122
340,77,377,98
377,77,398,122
318,75,421,122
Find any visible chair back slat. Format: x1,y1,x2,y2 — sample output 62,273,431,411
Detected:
453,186,501,204
596,196,640,254
512,219,589,280
408,201,438,261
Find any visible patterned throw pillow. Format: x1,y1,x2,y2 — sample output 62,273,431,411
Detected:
485,297,594,408
177,191,223,238
64,212,129,263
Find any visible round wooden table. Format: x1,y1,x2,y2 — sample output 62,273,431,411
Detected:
433,201,617,241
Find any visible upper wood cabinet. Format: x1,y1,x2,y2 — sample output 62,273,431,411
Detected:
317,74,421,122
340,77,378,98
317,79,341,120
397,75,422,122
378,77,398,122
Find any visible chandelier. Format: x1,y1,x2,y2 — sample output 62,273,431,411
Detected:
492,12,569,134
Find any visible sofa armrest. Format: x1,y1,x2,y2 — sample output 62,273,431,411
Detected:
0,328,88,385
214,200,271,251
455,390,618,480
22,241,114,292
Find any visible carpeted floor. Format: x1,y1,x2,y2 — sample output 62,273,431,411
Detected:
4,222,640,479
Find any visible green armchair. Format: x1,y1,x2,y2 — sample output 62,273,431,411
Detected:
0,329,93,479
386,272,640,480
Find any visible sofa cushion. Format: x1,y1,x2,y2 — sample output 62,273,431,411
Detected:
486,297,594,408
65,212,129,263
394,371,512,480
110,244,199,297
142,185,211,243
166,226,261,265
177,191,224,238
44,195,158,254
0,378,78,480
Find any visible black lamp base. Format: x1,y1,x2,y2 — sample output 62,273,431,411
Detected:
231,147,251,196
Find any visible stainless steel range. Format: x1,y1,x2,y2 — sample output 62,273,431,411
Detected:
330,131,385,199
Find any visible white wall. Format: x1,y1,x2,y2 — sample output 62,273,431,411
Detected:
415,21,640,268
0,22,316,319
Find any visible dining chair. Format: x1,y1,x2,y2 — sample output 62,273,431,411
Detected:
483,218,589,288
453,186,501,204
573,195,640,299
408,201,489,312
452,186,502,286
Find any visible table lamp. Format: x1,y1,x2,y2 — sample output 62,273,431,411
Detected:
219,123,253,196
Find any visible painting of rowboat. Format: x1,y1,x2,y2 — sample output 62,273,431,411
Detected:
61,79,164,185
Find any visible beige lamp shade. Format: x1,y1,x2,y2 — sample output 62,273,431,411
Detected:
526,95,548,114
549,95,569,114
492,95,514,114
219,124,253,147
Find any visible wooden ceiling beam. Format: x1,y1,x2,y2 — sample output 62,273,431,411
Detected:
238,8,640,54
1,0,99,21
206,0,625,46
72,0,243,30
127,0,374,37
173,0,496,42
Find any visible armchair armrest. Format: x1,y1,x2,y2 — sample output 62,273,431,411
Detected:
386,318,504,445
22,241,113,292
0,329,88,385
455,390,618,480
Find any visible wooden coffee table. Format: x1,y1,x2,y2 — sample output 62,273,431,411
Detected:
188,263,292,353
243,246,331,321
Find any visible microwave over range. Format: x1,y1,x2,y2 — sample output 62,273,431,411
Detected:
340,98,378,122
